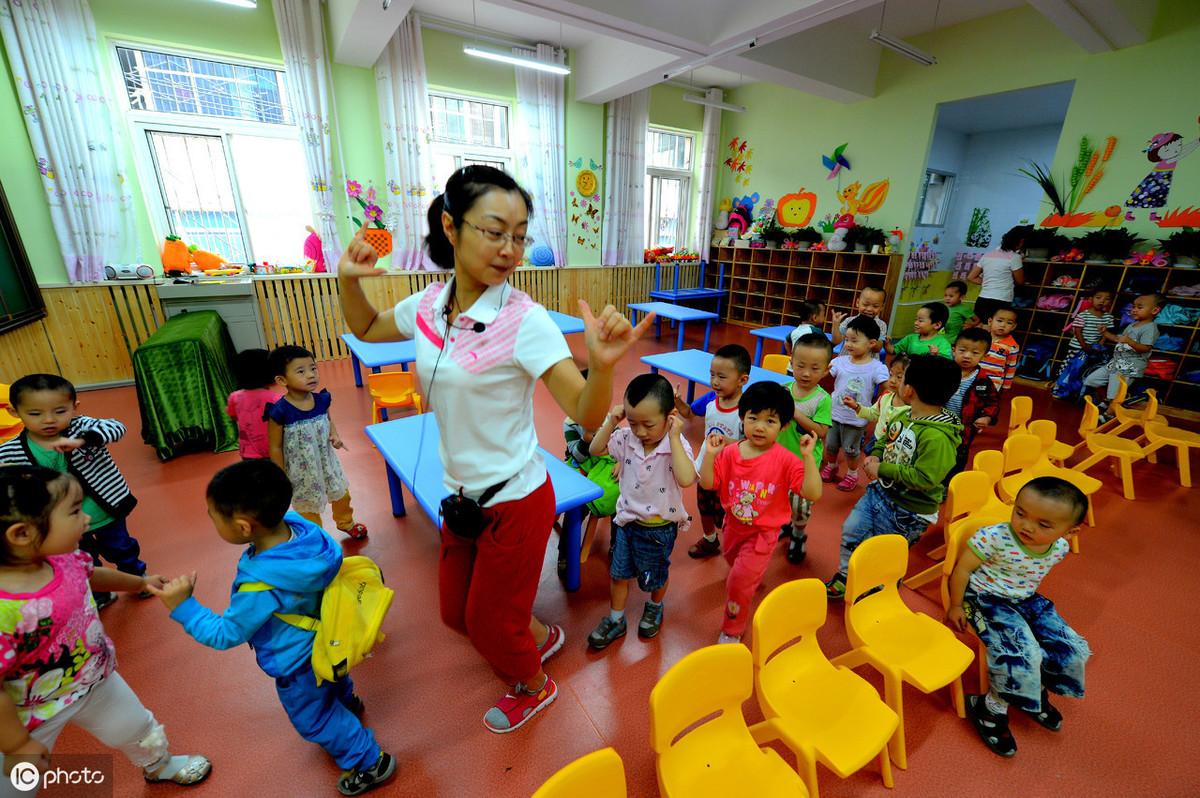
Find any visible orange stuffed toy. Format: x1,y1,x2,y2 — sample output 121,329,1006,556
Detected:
161,235,191,274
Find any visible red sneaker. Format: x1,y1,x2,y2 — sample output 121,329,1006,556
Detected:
483,677,557,734
538,624,566,664
343,523,369,540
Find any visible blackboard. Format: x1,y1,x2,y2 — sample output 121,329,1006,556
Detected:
0,179,44,334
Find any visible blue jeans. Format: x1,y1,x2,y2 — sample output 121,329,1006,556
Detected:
81,517,145,576
964,589,1090,713
275,664,380,771
610,521,678,593
838,482,932,572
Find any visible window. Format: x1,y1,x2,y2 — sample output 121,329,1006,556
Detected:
645,128,694,249
916,169,956,226
428,92,513,187
0,180,44,333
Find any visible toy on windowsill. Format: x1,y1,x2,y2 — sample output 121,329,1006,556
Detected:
188,244,229,273
161,235,192,276
1124,249,1170,267
1052,247,1086,262
303,225,327,273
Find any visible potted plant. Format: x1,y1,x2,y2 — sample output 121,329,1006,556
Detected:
346,179,391,257
847,225,886,253
1021,227,1067,260
786,226,823,251
1077,227,1144,263
1161,229,1200,267
760,215,787,249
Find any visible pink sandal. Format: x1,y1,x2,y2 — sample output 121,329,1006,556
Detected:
836,472,860,492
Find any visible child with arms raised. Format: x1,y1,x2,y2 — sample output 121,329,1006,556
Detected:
830,286,889,349
949,477,1091,758
822,316,891,492
776,333,833,564
945,328,1000,479
700,382,822,643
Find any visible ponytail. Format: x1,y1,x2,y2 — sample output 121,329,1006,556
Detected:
424,165,534,271
425,194,455,270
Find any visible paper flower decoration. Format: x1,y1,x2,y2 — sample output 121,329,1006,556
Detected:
345,179,362,198
346,178,386,229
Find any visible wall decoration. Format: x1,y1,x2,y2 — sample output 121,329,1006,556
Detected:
726,193,760,236
568,155,603,250
1156,206,1200,228
965,207,992,247
837,179,889,216
1124,120,1199,221
822,142,851,179
776,189,817,228
724,137,753,187
904,238,939,282
575,169,598,196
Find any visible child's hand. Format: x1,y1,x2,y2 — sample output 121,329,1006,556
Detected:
862,456,881,480
2,736,49,777
841,395,860,411
608,404,625,424
141,574,169,592
707,433,729,453
974,415,992,430
46,437,85,453
610,459,622,479
580,300,654,370
337,222,386,278
798,433,817,458
673,387,689,413
668,411,685,439
329,431,346,450
927,344,939,354
145,572,197,611
947,605,967,632
831,310,847,327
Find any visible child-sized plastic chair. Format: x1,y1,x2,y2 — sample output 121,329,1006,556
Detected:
1028,419,1079,465
0,407,22,445
650,644,810,797
0,383,11,408
533,747,627,798
939,518,992,695
1071,398,1160,501
1109,376,1158,437
1007,396,1033,436
366,371,423,424
904,470,1011,590
762,354,790,375
830,535,973,771
751,579,897,798
1141,419,1199,489
999,433,1098,537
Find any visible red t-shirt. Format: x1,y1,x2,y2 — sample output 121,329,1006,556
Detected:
713,442,807,529
226,388,283,459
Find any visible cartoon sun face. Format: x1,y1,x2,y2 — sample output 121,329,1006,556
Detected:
777,189,816,228
576,169,597,196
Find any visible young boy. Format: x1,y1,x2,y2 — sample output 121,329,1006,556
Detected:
1066,286,1115,357
0,373,146,608
831,286,889,348
826,355,963,599
776,333,833,564
1084,292,1162,416
822,316,891,492
949,477,1092,758
149,460,395,795
943,279,975,341
677,344,751,559
978,305,1021,393
945,328,1000,479
892,302,953,358
785,299,828,352
700,382,822,643
587,374,696,649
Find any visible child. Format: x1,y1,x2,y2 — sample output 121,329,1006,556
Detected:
785,299,828,352
1066,286,1115,356
587,375,696,649
226,348,282,460
0,466,209,786
0,374,146,610
844,354,911,448
1084,292,1162,414
149,460,394,794
949,477,1091,758
676,345,751,559
822,316,891,492
266,346,367,539
945,328,1000,479
978,305,1021,393
831,286,889,348
776,333,833,564
699,382,822,643
943,279,975,341
826,355,963,599
892,302,953,358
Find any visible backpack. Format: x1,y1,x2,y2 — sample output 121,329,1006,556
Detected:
238,556,394,685
578,454,620,517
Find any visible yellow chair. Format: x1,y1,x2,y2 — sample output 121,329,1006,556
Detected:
650,644,809,797
0,383,11,408
763,354,790,375
0,407,22,445
939,519,992,695
1142,420,1200,488
1028,419,1079,466
751,579,897,798
1110,382,1159,437
1070,398,1162,500
533,748,626,798
830,535,973,771
366,371,423,425
1007,395,1033,435
904,470,1011,589
998,433,1098,535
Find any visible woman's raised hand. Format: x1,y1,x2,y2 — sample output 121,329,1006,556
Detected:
579,300,655,369
336,222,386,279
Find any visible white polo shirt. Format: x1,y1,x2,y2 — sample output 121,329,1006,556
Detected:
393,281,572,506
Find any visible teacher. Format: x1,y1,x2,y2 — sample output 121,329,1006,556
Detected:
336,166,650,734
967,224,1028,325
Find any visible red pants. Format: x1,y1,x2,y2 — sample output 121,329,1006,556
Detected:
722,524,778,637
439,476,556,685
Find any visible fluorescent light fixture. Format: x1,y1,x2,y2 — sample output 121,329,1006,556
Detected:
869,29,936,66
662,38,757,81
682,94,746,113
463,45,571,75
212,0,257,8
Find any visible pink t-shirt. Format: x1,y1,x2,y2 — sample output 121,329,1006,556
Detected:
227,388,283,459
713,442,807,530
607,426,694,530
0,551,116,729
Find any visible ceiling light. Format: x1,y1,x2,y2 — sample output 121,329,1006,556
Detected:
212,0,257,8
869,29,936,66
463,45,571,75
663,38,756,81
682,94,746,113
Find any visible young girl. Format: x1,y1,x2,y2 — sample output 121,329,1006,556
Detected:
226,348,282,460
844,353,911,449
265,345,367,539
0,466,209,787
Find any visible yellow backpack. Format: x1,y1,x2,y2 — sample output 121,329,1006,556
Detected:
238,556,394,685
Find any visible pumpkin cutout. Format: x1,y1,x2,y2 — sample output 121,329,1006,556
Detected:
363,228,393,257
161,235,191,273
776,189,817,228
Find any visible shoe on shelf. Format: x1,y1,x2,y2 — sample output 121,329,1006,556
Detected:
687,535,721,559
337,752,397,795
836,472,860,492
819,462,838,482
786,531,808,565
587,615,627,650
482,677,557,734
966,695,1017,757
638,602,663,639
538,624,566,664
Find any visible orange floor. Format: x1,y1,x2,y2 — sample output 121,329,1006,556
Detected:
57,321,1198,798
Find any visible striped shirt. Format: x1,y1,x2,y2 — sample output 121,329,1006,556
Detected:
1067,310,1114,351
0,416,137,518
979,336,1020,392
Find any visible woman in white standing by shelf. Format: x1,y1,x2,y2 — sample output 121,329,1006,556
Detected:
336,166,652,734
968,225,1029,326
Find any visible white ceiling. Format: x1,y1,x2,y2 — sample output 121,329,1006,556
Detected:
327,0,1157,104
936,81,1075,134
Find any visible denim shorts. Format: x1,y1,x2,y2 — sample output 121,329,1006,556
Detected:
610,521,678,592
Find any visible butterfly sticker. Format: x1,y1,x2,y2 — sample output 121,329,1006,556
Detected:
572,197,579,207
577,236,587,245
586,205,599,219
571,214,580,224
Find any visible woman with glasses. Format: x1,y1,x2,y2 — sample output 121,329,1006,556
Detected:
337,166,652,734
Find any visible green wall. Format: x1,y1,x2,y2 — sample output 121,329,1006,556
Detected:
649,83,704,131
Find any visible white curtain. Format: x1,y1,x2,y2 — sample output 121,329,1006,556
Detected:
601,88,649,266
0,0,137,282
375,12,437,270
512,44,566,267
693,88,722,254
274,0,342,271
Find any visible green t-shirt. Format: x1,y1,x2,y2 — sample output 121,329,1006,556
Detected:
893,332,953,358
26,438,114,531
779,383,832,467
944,303,974,342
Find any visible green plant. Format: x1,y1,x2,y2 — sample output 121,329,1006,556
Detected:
1018,161,1066,216
846,225,886,249
1022,226,1068,253
790,226,823,244
1161,228,1200,259
760,215,787,246
1077,227,1144,261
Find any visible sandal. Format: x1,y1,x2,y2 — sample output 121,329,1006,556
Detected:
1024,689,1063,731
966,695,1016,757
144,755,212,785
836,472,860,492
342,523,369,540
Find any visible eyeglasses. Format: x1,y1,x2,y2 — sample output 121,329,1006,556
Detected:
462,219,533,249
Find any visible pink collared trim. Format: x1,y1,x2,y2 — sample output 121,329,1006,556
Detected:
415,310,444,348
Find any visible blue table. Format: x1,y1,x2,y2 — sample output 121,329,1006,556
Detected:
750,326,837,365
649,260,726,317
342,334,416,388
546,310,585,335
364,413,603,592
628,302,719,352
642,349,790,403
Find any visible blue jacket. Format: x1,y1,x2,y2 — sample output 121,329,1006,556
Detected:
170,513,342,678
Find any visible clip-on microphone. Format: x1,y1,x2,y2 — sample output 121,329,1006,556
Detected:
441,303,486,333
